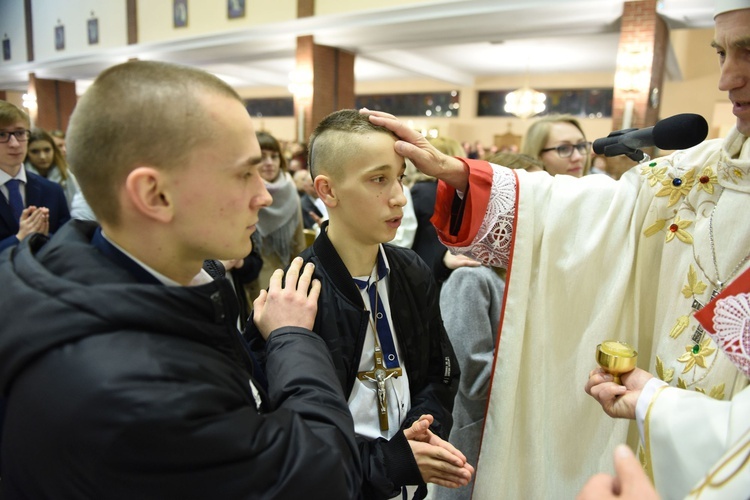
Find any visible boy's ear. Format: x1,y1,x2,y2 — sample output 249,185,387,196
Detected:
314,174,338,208
123,166,174,223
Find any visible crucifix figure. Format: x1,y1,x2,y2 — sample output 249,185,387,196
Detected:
357,346,402,431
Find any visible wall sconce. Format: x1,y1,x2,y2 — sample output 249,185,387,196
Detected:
288,70,313,100
615,46,651,93
289,69,313,142
615,45,652,128
22,93,37,110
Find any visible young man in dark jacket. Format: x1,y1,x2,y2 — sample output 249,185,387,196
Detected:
249,109,473,499
0,61,361,499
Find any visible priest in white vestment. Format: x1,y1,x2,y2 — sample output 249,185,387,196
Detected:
363,2,750,498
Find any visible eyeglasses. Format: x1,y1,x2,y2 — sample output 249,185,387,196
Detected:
540,142,591,158
0,130,31,144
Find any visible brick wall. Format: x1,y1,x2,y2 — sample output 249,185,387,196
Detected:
612,0,668,131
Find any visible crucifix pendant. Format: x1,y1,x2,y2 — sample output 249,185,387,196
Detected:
357,346,402,431
690,289,722,344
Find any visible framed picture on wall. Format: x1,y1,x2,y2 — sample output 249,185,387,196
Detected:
88,18,99,45
55,25,65,51
228,0,246,19
2,38,10,61
173,0,188,28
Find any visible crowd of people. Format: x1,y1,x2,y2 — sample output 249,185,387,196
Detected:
0,1,748,498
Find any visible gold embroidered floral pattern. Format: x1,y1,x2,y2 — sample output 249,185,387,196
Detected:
696,383,726,400
655,170,695,207
655,356,674,383
677,378,688,389
669,315,690,339
695,167,718,194
681,265,708,298
677,338,716,374
641,164,668,187
718,159,746,184
644,218,667,237
709,383,725,400
665,216,694,244
638,445,648,469
717,154,747,184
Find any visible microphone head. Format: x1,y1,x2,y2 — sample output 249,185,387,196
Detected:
652,113,708,151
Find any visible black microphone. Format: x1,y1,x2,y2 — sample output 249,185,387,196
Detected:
593,113,708,161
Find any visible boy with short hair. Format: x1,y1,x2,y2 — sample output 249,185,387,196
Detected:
251,109,473,499
0,61,361,498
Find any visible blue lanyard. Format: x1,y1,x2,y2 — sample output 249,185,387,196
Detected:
353,251,400,369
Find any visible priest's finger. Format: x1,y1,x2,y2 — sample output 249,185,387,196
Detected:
585,371,614,395
589,381,627,403
613,444,660,499
359,108,397,120
576,473,618,500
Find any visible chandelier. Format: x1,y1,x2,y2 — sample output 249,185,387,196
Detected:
504,86,546,119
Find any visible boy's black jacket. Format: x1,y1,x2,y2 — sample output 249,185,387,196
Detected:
248,220,460,500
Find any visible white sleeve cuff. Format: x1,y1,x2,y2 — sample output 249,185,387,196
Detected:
636,377,668,443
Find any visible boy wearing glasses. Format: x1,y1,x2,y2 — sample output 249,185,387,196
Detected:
0,101,70,252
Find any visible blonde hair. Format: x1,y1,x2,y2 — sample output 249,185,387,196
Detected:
521,114,590,175
484,152,544,171
66,60,242,225
428,136,464,156
0,101,30,129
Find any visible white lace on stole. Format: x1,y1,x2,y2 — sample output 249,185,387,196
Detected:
444,165,516,268
711,293,750,379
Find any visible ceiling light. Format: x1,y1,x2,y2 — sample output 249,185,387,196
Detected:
504,86,546,119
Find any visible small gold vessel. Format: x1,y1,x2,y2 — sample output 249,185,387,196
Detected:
596,340,638,385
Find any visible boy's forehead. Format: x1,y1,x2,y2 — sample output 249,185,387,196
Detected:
346,130,397,150
342,140,404,175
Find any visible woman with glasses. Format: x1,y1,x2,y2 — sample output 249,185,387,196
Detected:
25,128,80,209
521,114,591,177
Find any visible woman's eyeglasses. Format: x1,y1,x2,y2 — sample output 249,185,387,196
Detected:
540,142,591,158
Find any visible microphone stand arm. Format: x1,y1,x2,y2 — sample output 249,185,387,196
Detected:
603,143,649,163
600,129,650,163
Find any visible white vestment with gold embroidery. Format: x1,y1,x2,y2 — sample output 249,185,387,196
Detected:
436,128,750,499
